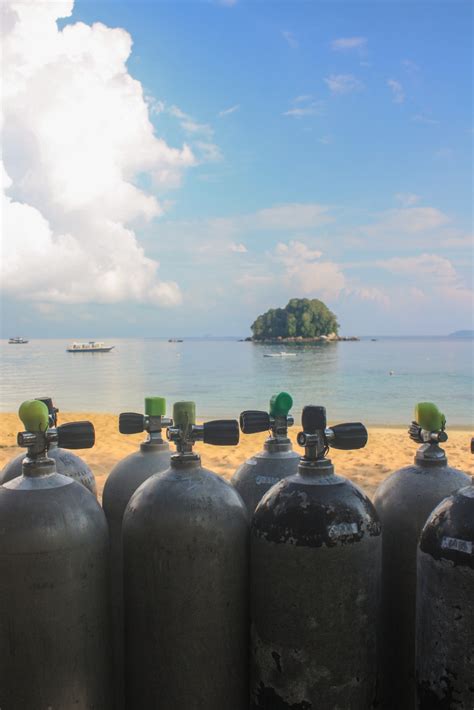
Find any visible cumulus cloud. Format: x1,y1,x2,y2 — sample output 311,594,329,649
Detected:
324,74,364,95
1,0,196,306
275,241,346,299
331,37,367,51
366,207,450,235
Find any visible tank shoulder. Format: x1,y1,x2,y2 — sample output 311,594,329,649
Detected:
124,464,248,533
0,452,25,484
253,475,380,548
0,480,107,554
420,487,474,568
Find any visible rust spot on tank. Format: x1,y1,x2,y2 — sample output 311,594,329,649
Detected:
417,669,468,709
252,480,380,547
251,682,312,709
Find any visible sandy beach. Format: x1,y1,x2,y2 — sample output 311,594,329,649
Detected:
1,412,472,499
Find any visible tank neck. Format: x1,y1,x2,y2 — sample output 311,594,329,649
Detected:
141,431,169,452
22,455,56,478
298,456,335,478
170,452,201,470
264,436,292,454
414,442,447,467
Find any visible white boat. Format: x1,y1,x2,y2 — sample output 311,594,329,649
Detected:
8,337,29,344
263,352,297,358
67,341,114,353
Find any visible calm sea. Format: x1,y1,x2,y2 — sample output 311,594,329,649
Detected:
0,338,472,426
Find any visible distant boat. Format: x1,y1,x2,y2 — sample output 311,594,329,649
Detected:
67,341,114,353
168,338,183,343
371,338,377,342
263,352,297,358
8,337,29,344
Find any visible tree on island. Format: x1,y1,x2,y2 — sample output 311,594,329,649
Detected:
251,298,339,340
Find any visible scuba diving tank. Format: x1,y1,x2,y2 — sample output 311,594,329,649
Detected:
123,401,248,710
250,405,380,709
0,396,97,495
231,391,300,513
373,403,470,710
102,396,172,710
0,400,111,710
415,437,474,709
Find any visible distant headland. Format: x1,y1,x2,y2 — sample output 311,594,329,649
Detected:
448,330,474,339
246,298,359,343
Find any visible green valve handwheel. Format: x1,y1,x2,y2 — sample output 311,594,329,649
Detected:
173,401,196,433
415,402,446,432
269,392,293,418
145,397,166,417
18,399,50,432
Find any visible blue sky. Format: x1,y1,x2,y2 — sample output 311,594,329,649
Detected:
1,0,472,336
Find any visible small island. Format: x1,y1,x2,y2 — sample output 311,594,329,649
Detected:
247,298,359,343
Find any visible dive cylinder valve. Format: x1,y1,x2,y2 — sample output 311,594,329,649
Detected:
167,401,239,456
296,405,368,458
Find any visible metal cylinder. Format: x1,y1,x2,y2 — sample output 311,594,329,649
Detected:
123,455,249,710
0,458,112,709
0,443,97,495
250,456,381,709
231,437,300,514
374,453,469,709
416,480,474,709
103,437,170,710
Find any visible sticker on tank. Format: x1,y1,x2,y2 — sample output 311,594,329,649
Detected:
441,536,473,555
256,475,281,486
328,521,359,539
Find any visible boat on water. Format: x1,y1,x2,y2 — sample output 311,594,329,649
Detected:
66,341,114,353
8,337,29,344
168,338,183,343
263,352,297,358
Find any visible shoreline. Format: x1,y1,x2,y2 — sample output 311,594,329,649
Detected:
1,412,472,500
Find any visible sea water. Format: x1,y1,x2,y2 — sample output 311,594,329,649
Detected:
0,338,472,426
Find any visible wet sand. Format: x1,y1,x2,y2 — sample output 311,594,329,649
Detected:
1,412,472,499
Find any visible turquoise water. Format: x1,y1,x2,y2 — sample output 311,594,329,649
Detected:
0,338,472,426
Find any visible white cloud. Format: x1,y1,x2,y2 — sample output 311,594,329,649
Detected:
230,242,247,253
282,31,298,49
275,241,346,299
331,37,367,51
366,207,450,235
324,74,363,95
250,204,333,230
387,79,405,104
283,101,324,118
412,114,439,125
218,104,240,118
394,193,421,206
194,141,223,163
1,0,195,306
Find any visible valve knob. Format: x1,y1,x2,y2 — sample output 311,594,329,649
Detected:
57,421,95,450
302,405,327,433
329,423,368,450
119,413,145,435
240,411,271,434
203,420,240,446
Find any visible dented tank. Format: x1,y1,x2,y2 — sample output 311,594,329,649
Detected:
374,403,470,710
0,397,97,495
232,392,300,513
415,438,474,709
250,405,380,709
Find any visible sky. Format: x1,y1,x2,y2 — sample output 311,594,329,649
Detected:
1,0,472,337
